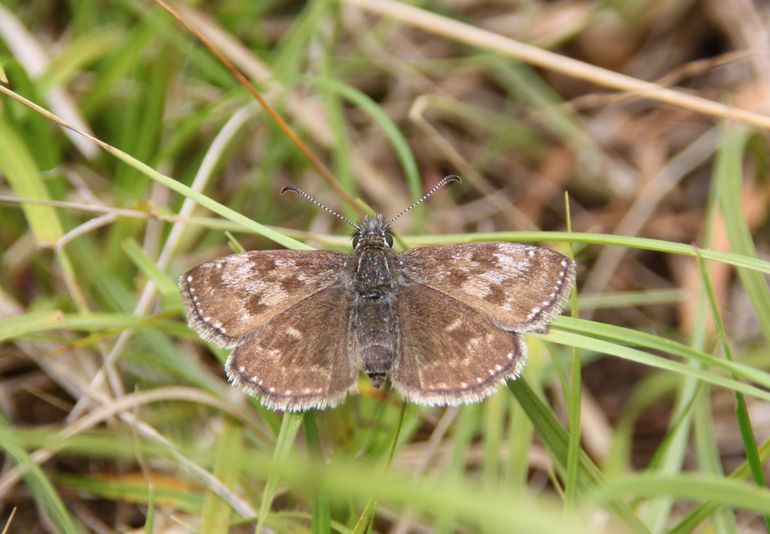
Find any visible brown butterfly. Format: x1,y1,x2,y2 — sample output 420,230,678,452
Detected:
179,176,575,411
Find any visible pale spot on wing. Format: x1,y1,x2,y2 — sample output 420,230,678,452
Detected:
491,251,530,276
257,288,289,307
274,258,297,269
445,318,463,332
286,326,302,339
468,337,482,350
259,348,280,360
461,279,491,298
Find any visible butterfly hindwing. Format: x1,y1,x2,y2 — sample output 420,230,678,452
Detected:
391,284,527,406
225,286,359,411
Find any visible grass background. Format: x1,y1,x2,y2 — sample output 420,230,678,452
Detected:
1,0,770,532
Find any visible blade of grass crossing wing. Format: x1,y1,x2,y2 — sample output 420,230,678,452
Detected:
564,193,581,506
405,231,770,276
255,412,303,533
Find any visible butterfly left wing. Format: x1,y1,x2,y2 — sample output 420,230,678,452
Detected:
391,284,527,406
179,250,348,348
225,286,359,411
398,243,574,333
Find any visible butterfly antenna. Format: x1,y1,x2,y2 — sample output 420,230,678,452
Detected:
281,185,359,229
385,174,461,227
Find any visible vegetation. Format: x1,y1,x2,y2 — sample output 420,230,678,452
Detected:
0,0,769,532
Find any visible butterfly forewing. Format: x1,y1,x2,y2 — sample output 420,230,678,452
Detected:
392,284,527,406
225,286,359,411
180,250,347,347
398,243,574,333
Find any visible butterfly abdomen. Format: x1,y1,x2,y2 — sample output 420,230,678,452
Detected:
353,297,399,387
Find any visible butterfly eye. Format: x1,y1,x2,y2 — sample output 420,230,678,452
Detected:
385,233,394,248
352,234,360,248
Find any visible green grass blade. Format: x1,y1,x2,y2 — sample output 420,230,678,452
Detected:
351,402,407,534
303,413,331,534
299,75,422,228
546,329,770,403
201,417,243,533
0,115,64,245
406,231,770,275
553,317,770,391
122,238,178,296
0,85,309,250
696,252,770,529
0,422,80,534
715,127,770,340
508,380,649,533
591,474,770,516
255,412,304,533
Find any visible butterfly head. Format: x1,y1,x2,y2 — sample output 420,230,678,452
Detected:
282,175,461,253
352,214,394,250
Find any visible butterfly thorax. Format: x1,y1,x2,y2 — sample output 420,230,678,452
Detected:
351,214,397,298
350,214,400,387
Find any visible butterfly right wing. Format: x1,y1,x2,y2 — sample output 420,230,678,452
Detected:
179,250,348,348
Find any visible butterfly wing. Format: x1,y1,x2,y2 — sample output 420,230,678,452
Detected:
391,284,526,406
179,250,348,348
398,243,574,332
225,285,359,411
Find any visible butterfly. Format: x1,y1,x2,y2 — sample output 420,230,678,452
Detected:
179,176,575,411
